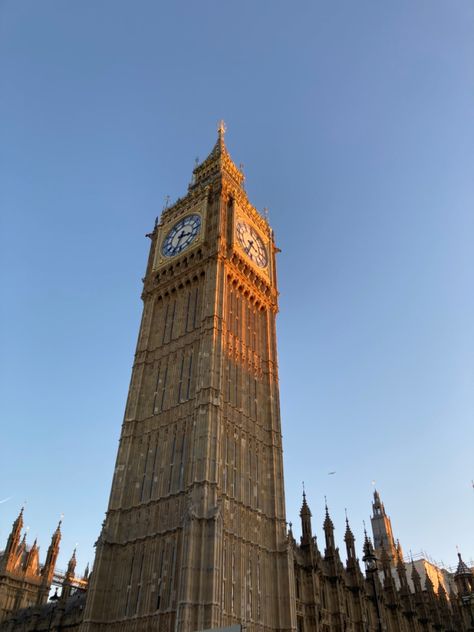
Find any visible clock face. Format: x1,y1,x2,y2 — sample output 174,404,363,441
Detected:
236,220,268,268
161,214,201,258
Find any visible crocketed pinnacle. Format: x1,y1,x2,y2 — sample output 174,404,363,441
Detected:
323,501,336,552
66,548,77,577
323,502,334,532
12,507,24,534
300,490,312,517
344,514,354,544
300,490,313,546
362,529,375,561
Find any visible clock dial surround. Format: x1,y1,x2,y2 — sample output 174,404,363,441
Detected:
161,214,202,258
236,220,268,268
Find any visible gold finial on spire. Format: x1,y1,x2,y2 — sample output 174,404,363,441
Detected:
217,119,226,138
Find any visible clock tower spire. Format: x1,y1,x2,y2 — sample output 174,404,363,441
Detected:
81,126,294,632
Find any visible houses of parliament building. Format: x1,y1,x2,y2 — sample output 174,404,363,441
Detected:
1,126,472,632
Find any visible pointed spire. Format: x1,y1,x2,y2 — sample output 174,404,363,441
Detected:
83,563,90,580
217,119,226,144
323,500,335,552
53,519,62,539
42,519,62,583
66,548,77,578
344,514,354,543
299,487,313,546
1,507,25,570
12,507,24,537
25,538,39,575
344,512,356,565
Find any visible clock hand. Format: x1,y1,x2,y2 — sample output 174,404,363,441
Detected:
177,230,192,240
245,239,254,254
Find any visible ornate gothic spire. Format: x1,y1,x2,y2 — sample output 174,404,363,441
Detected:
42,519,62,583
323,501,335,553
66,548,77,579
1,507,24,571
299,489,313,546
344,514,357,566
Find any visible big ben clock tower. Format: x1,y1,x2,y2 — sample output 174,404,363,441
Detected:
81,124,295,632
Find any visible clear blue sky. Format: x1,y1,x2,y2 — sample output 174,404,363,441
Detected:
1,1,473,575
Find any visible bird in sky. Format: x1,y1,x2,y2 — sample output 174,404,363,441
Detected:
328,472,336,475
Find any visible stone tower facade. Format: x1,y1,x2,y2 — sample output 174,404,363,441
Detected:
81,125,295,632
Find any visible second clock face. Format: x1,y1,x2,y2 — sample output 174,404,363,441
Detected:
236,220,268,268
161,214,201,258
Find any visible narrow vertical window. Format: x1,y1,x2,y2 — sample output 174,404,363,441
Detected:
248,553,252,618
169,540,177,608
169,299,176,340
177,352,185,403
232,438,237,498
231,548,236,614
253,377,258,421
184,290,191,332
223,433,228,494
256,451,260,508
152,362,161,414
192,286,199,330
222,541,227,611
248,444,252,506
247,373,252,417
160,361,169,411
149,435,160,500
226,360,231,403
156,544,165,611
124,547,136,616
257,555,261,620
161,303,170,344
168,432,176,493
134,550,145,614
186,349,193,400
140,435,151,502
178,432,185,489
230,291,234,336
